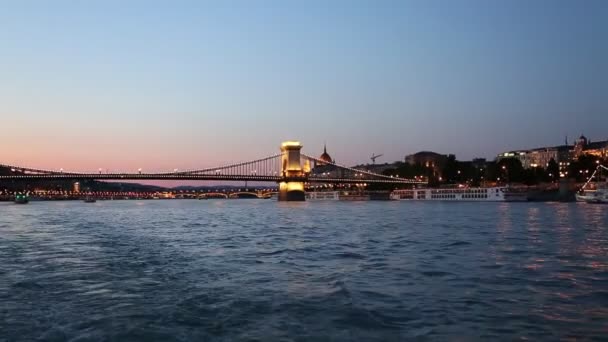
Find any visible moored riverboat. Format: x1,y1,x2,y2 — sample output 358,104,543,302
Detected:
306,191,393,201
390,186,528,202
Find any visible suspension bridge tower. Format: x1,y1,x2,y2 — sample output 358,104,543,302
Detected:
279,141,308,201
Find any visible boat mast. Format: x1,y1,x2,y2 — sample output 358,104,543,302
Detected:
580,164,608,190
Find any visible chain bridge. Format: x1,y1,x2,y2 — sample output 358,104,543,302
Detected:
0,141,426,201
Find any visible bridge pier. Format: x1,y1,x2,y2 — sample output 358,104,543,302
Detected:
278,181,305,201
278,141,306,201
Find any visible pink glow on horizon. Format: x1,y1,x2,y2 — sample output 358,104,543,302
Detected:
0,135,362,181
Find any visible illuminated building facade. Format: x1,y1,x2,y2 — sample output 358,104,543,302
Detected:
497,146,571,169
497,145,572,173
498,135,607,171
573,135,608,159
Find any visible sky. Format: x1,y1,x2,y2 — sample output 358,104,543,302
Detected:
1,0,607,174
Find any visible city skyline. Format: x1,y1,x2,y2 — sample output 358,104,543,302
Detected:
2,0,607,172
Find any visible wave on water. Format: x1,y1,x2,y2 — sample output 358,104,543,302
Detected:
1,201,607,341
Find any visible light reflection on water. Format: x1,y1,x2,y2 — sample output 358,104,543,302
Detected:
0,200,607,341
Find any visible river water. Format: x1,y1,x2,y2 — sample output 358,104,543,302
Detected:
1,200,607,341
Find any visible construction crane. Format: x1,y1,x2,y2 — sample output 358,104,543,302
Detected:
370,153,383,164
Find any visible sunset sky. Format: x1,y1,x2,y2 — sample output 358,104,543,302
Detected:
1,0,607,175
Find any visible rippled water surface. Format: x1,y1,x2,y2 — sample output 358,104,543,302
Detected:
1,200,607,341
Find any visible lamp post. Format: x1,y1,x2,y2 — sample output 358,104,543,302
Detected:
501,165,509,184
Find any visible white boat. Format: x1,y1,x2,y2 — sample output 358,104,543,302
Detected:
306,191,340,200
305,191,371,201
576,164,608,204
576,189,608,203
390,186,527,202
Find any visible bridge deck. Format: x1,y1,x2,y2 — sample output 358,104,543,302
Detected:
0,174,423,184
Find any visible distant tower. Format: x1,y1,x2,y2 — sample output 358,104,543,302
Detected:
318,143,334,165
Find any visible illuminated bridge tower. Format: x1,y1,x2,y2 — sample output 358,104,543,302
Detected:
278,141,308,201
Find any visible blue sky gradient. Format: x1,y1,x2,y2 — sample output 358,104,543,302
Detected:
1,0,606,172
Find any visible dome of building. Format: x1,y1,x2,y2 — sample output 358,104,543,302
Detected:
319,144,333,164
577,134,589,146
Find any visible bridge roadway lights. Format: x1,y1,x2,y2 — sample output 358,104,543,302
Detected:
278,141,306,201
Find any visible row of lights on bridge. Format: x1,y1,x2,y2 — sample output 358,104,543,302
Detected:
41,168,268,175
